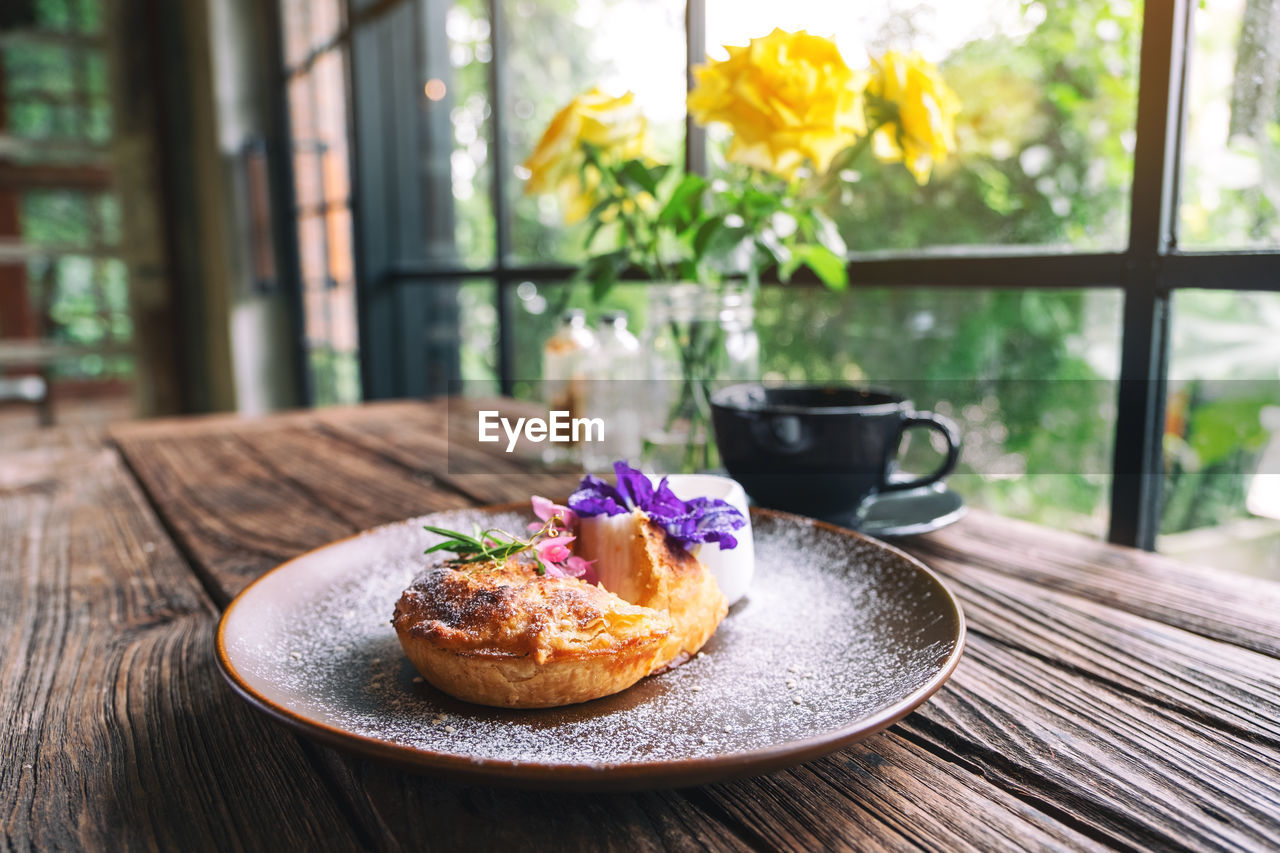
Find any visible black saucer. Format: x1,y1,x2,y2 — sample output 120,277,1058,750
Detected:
826,482,966,538
704,469,966,539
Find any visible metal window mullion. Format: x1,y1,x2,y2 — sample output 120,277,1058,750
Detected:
340,0,372,403
1162,251,1280,288
1108,0,1191,549
684,0,707,176
347,1,402,398
267,0,316,407
378,250,1132,287
496,276,515,390
486,0,514,393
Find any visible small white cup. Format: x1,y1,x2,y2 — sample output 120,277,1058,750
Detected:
655,473,755,606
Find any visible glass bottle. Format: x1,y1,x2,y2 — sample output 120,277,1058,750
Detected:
541,309,598,464
642,283,759,473
584,311,643,470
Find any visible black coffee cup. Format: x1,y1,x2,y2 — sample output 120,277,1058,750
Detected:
709,384,962,525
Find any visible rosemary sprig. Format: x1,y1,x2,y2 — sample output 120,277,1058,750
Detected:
423,515,568,576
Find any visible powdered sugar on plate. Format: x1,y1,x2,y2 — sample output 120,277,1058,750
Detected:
222,509,962,770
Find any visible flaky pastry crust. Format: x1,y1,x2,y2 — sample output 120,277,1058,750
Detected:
392,511,727,708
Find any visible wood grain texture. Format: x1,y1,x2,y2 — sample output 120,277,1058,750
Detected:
0,439,364,850
686,733,1110,853
908,635,1280,851
924,558,1280,748
0,422,104,454
300,728,1108,853
99,400,1280,852
905,511,1280,656
311,400,584,505
111,423,473,602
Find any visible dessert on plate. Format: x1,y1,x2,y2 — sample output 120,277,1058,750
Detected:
391,462,748,708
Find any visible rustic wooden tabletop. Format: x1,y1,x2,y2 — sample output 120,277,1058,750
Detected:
4,399,1279,851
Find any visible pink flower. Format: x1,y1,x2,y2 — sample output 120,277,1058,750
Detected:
564,555,598,584
544,554,597,583
528,495,578,532
533,532,575,566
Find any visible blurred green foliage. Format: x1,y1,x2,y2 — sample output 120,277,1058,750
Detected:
479,0,1276,540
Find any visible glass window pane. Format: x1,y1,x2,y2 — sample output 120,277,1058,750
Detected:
309,0,344,51
702,0,1139,252
339,1,494,270
756,286,1123,537
458,279,501,389
502,0,687,263
21,190,92,246
1179,0,1280,250
86,97,111,143
509,283,1121,538
278,0,345,68
281,0,311,68
8,100,55,138
33,0,100,33
508,280,655,392
287,74,315,139
445,1,495,267
3,43,76,97
1160,290,1280,580
282,52,361,405
312,51,351,208
3,0,130,390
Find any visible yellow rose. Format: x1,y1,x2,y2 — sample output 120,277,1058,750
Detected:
523,87,652,223
687,29,868,180
867,50,961,184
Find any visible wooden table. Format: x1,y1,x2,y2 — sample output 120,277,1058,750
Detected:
5,400,1280,851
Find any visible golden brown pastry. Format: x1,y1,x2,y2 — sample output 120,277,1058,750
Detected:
392,511,727,708
577,508,728,672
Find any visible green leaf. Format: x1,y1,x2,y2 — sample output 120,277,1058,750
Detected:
741,187,784,218
618,159,659,194
423,525,480,546
792,244,848,290
810,209,847,256
657,174,707,227
756,229,792,268
1187,397,1271,467
692,218,723,259
592,275,617,302
583,212,617,252
581,249,627,301
586,196,616,220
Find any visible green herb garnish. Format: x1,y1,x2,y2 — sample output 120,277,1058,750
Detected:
423,516,569,576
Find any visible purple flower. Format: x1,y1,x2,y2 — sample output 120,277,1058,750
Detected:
676,497,746,550
566,472,629,517
568,461,747,551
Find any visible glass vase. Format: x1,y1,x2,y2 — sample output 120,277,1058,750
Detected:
642,282,759,473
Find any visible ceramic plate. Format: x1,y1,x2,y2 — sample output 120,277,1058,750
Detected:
217,506,965,790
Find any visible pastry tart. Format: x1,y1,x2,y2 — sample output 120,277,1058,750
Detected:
392,463,746,709
392,553,674,709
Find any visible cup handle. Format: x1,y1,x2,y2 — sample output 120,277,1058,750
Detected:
879,411,961,493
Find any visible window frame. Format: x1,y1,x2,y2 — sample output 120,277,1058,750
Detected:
273,0,1280,550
